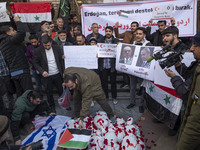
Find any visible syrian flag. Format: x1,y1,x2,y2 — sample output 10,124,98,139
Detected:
142,80,182,129
10,2,52,33
22,115,71,150
58,128,92,149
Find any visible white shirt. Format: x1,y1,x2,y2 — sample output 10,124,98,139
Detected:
45,47,59,76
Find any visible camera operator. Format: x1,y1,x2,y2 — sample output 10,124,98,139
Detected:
10,90,56,146
159,26,188,136
164,32,200,149
0,115,32,150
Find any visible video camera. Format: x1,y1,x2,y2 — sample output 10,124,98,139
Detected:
20,139,43,150
147,45,185,69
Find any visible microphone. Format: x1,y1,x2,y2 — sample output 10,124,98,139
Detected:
147,56,154,63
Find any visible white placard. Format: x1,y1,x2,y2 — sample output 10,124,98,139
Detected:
152,4,173,19
97,43,117,58
81,0,197,37
64,46,98,69
116,43,159,81
0,2,10,23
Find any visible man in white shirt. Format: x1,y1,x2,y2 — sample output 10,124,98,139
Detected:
33,35,64,112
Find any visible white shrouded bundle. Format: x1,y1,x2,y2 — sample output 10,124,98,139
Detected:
66,111,145,149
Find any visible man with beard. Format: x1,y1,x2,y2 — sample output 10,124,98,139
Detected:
54,30,73,60
114,21,139,44
158,26,188,136
36,21,54,40
99,26,120,104
76,34,87,45
26,35,42,92
162,26,187,53
33,35,64,113
86,23,103,43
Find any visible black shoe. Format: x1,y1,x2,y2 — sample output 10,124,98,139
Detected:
66,106,72,111
152,118,162,123
120,84,129,89
168,128,178,136
139,106,144,113
127,103,135,109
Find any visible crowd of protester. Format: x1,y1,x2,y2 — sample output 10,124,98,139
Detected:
0,2,200,150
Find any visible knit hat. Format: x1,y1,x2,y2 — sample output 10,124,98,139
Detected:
89,37,97,43
192,32,200,46
0,115,9,137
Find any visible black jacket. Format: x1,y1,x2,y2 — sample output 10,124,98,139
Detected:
33,45,64,77
146,27,163,46
86,33,103,43
171,60,198,106
0,21,29,73
98,36,119,72
54,38,73,55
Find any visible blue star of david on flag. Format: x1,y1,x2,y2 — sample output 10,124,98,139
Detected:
42,126,56,138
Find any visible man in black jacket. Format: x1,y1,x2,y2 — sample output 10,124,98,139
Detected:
98,26,120,105
146,18,175,46
86,23,103,43
33,35,64,112
158,26,188,136
0,16,33,97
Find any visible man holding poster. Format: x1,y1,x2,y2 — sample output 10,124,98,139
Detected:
98,26,119,104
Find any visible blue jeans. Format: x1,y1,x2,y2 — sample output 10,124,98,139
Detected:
32,70,42,91
129,75,143,105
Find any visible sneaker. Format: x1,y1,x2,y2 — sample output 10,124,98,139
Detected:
120,84,129,89
152,118,162,124
91,101,94,107
127,103,135,109
139,106,144,113
168,128,178,136
112,98,118,105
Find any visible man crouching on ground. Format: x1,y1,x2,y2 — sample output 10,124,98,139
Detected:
63,67,115,129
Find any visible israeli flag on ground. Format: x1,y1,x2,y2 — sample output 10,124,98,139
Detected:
22,115,71,150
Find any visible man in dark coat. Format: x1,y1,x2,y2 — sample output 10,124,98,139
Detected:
0,16,33,97
86,23,103,43
98,26,119,105
33,35,64,112
64,67,114,129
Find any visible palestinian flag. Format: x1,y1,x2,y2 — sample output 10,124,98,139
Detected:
119,10,129,18
58,128,92,149
143,80,182,129
10,2,51,33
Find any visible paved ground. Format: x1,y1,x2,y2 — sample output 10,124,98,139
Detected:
7,95,177,149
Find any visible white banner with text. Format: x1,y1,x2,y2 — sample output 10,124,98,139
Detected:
64,46,98,69
81,0,197,37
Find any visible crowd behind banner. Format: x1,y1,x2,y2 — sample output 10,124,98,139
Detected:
0,0,200,150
